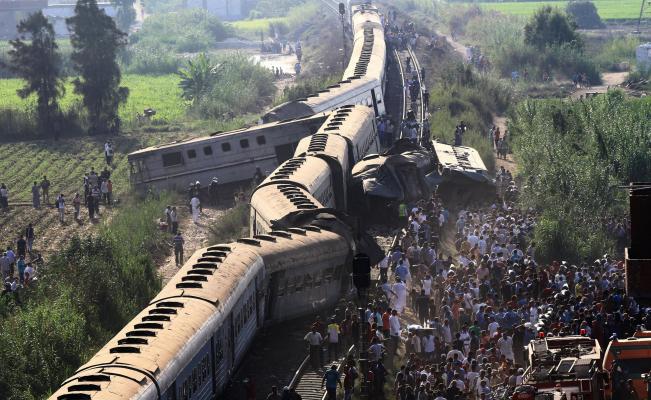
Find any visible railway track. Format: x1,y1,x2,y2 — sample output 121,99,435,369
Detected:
394,45,428,146
290,345,354,400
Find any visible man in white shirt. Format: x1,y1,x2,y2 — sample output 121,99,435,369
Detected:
190,196,201,224
389,309,401,355
497,333,514,362
488,317,500,338
422,331,436,360
304,326,323,369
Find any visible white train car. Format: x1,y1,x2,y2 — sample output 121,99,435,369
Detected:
127,114,328,193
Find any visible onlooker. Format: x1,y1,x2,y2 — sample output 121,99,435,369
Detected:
56,193,65,223
173,232,184,266
31,181,40,208
73,193,81,220
25,223,35,253
40,175,50,204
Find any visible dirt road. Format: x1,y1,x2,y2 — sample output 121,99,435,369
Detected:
158,206,226,284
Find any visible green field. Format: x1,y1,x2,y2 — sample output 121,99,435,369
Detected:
475,0,645,19
0,74,187,122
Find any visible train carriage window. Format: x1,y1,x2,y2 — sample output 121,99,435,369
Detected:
304,274,313,288
203,146,213,156
214,338,224,364
202,356,209,380
240,139,249,149
256,136,266,145
295,276,304,292
221,142,231,152
314,272,322,287
192,369,198,391
277,280,286,296
162,152,183,167
286,278,295,294
187,149,197,159
324,267,334,282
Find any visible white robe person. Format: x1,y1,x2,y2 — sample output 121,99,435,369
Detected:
391,280,407,313
190,196,201,223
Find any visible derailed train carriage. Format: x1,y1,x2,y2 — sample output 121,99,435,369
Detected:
50,5,387,400
127,4,387,194
51,106,383,400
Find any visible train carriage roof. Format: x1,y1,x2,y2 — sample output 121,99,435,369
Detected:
257,156,331,194
250,184,325,227
50,246,265,400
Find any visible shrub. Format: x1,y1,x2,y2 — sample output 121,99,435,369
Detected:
209,202,250,244
566,1,605,29
130,9,232,53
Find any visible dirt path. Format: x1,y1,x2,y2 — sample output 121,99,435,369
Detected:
570,71,628,99
158,206,226,285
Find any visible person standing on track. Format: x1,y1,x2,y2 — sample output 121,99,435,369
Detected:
321,365,341,400
304,325,323,370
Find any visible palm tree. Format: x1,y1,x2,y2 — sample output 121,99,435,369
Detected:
177,53,222,103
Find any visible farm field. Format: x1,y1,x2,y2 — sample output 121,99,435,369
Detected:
475,0,645,19
0,74,187,123
0,130,194,258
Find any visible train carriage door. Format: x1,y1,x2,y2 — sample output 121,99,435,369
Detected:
274,143,298,164
371,89,379,116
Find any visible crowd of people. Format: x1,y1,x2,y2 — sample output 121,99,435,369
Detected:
288,169,642,400
1,223,41,302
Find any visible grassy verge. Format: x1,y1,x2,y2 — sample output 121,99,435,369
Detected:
230,1,321,40
208,202,250,244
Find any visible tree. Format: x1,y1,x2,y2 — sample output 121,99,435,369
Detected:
7,12,64,138
177,53,221,103
566,1,605,29
524,6,582,50
67,0,129,135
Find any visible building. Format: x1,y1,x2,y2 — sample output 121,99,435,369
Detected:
636,43,651,72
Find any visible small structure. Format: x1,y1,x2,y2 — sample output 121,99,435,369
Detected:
636,43,651,72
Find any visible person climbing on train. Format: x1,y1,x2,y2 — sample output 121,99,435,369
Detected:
173,231,184,266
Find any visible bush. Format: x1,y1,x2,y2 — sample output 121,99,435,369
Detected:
209,202,250,244
593,37,640,72
511,92,651,262
190,53,276,119
130,9,232,54
279,73,339,103
566,1,605,29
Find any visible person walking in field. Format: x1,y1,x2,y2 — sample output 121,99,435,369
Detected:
56,193,65,223
40,176,50,204
73,193,81,220
0,184,8,209
190,195,201,224
86,191,95,220
25,223,35,253
31,182,40,208
173,232,184,266
101,180,109,205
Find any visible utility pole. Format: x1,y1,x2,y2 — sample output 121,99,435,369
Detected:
635,0,647,34
339,2,347,71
